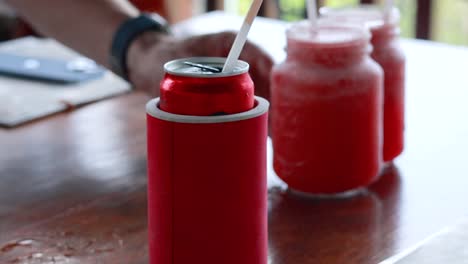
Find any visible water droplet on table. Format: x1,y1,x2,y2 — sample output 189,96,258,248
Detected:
17,239,34,246
0,239,36,252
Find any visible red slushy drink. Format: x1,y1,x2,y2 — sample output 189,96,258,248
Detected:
271,22,384,194
321,6,406,162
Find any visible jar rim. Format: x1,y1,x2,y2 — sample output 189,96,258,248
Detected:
319,4,401,29
286,21,371,50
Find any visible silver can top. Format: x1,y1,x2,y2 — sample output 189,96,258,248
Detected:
164,57,249,78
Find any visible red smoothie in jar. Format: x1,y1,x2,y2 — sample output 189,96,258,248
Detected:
321,6,406,162
271,22,383,194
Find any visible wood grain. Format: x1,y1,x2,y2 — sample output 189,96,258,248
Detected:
2,14,468,264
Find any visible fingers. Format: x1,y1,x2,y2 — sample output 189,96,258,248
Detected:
128,47,165,96
127,34,178,96
176,32,273,101
178,32,235,57
130,31,274,101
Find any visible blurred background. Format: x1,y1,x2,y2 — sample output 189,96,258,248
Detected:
0,0,466,46
228,0,468,46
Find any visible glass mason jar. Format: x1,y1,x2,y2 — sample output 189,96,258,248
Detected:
321,5,406,162
271,22,384,194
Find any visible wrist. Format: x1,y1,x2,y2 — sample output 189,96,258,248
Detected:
127,31,174,86
110,13,169,81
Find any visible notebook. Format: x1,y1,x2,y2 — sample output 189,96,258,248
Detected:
0,37,130,127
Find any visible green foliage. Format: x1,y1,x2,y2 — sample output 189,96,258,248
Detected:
433,0,468,45
277,0,306,21
326,0,359,7
394,0,416,38
239,0,250,14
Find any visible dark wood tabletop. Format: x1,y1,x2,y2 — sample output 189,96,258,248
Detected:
2,13,468,264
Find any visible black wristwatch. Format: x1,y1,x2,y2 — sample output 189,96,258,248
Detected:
110,13,169,80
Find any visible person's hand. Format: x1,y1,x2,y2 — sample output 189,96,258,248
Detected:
127,31,273,101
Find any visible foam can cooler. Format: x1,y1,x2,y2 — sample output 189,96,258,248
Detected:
146,57,269,264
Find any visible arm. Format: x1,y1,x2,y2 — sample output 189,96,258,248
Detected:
4,0,139,67
5,0,273,98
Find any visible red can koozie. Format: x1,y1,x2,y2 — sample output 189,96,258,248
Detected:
146,57,269,264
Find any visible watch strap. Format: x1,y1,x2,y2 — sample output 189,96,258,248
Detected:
110,13,169,80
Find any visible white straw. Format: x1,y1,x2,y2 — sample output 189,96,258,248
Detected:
384,0,394,23
222,0,264,73
306,0,317,27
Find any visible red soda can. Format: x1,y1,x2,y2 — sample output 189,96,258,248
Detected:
146,57,269,264
160,57,255,116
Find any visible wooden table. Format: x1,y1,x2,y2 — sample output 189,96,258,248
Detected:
2,13,468,264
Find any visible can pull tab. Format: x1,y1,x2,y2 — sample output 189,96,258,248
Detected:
183,61,222,73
